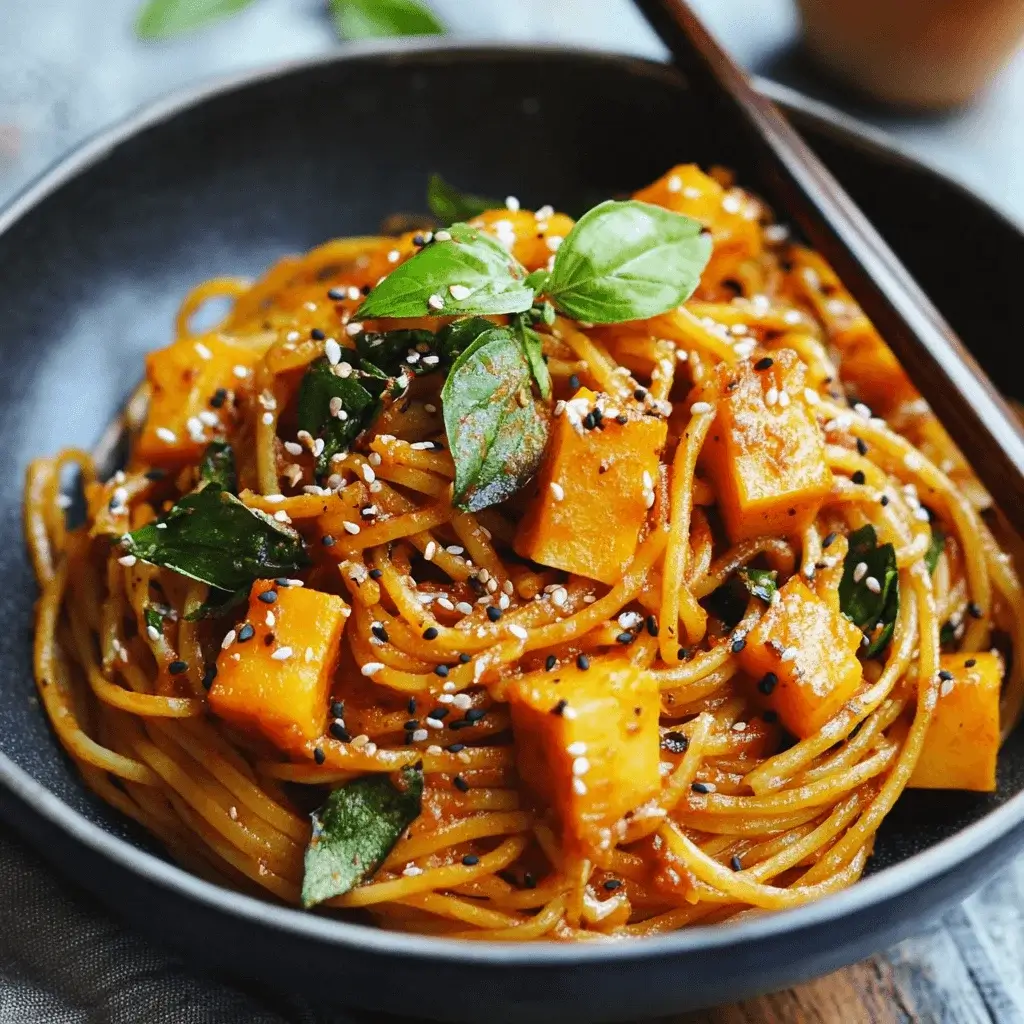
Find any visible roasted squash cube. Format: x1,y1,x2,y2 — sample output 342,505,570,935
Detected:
703,349,831,543
509,658,661,853
739,577,863,739
909,652,1002,792
136,336,262,467
209,580,350,753
838,327,917,415
514,388,667,583
472,208,576,272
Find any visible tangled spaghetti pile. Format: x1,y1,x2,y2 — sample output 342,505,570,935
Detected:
25,164,1024,940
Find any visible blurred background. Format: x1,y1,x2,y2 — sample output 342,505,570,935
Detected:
3,0,1024,226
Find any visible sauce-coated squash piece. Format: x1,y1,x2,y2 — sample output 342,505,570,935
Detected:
209,580,350,753
509,657,661,854
739,576,863,738
514,387,667,584
703,349,831,543
136,336,262,467
471,207,576,273
909,652,1002,792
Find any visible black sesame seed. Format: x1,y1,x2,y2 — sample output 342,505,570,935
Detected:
201,665,217,690
576,654,590,671
447,743,465,753
330,700,345,719
691,782,711,794
938,669,954,681
582,411,597,430
428,707,450,721
361,284,372,295
453,775,470,793
615,414,629,425
646,614,659,637
822,532,837,548
551,699,568,716
263,633,276,647
616,632,634,645
274,578,292,587
369,568,383,580
851,470,866,486
434,664,450,678
258,590,278,604
603,879,623,891
327,287,346,301
730,855,743,871
880,496,890,506
407,697,417,715
545,654,557,671
524,872,537,889
322,535,336,546
462,854,480,866
459,653,471,664
313,746,326,765
237,623,255,642
754,356,774,371
464,708,486,723
404,719,420,731
412,233,426,247
311,328,326,341
329,721,351,742
731,637,747,654
856,438,869,456
678,648,691,660
967,602,983,619
209,388,228,409
569,374,580,390
168,660,188,676
758,671,778,695
486,606,503,622
661,731,689,755
965,658,977,668
422,626,439,640
144,469,167,481
371,624,389,643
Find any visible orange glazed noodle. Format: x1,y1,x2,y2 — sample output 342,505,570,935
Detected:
24,164,1024,940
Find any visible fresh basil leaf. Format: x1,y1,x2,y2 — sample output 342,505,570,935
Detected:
297,358,383,475
302,766,423,907
184,586,249,622
436,316,495,361
738,567,777,603
427,174,497,225
544,200,712,324
355,329,438,379
442,326,550,512
329,0,443,40
940,621,957,645
122,485,309,593
135,0,256,39
924,527,945,575
839,524,899,657
355,224,534,320
525,269,550,292
144,606,165,635
514,318,552,400
199,441,237,492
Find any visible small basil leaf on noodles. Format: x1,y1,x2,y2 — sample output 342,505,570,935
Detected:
135,0,256,39
426,174,497,225
838,524,899,657
354,328,438,379
924,527,945,575
738,567,778,603
143,606,165,635
198,441,237,492
514,316,552,400
121,486,309,593
330,0,444,41
544,200,712,323
442,325,550,513
355,224,535,320
302,766,424,907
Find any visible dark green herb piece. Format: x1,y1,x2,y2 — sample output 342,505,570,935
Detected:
355,223,534,320
302,766,424,907
738,567,778,603
199,441,237,492
940,621,957,645
514,317,552,400
436,316,496,361
441,325,549,513
544,200,712,324
185,587,249,622
924,527,945,575
426,174,497,225
135,0,256,39
330,0,443,41
839,525,899,657
122,485,309,594
144,606,165,635
355,328,437,379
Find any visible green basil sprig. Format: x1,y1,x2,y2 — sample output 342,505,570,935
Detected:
329,0,443,39
198,441,237,492
738,567,778,603
839,525,899,657
121,485,309,595
302,766,423,907
135,0,256,39
427,174,498,224
442,325,550,512
924,527,945,575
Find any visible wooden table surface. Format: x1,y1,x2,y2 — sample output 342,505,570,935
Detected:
4,1,1024,1021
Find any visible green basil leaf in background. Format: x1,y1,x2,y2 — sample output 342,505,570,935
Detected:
524,269,550,292
355,224,534,320
738,567,778,604
355,328,438,379
297,358,383,475
514,317,552,400
838,524,899,657
199,441,237,492
427,174,497,225
924,527,945,575
122,486,309,593
302,766,424,907
135,0,257,39
144,606,166,635
329,0,443,40
940,621,957,645
544,200,712,324
442,326,550,513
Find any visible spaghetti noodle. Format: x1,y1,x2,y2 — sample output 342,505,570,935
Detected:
24,164,1024,941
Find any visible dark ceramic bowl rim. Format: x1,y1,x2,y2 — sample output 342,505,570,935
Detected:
2,38,1022,966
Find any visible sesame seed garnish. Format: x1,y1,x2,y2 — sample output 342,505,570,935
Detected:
546,655,558,672
155,427,177,444
904,452,923,471
572,756,591,776
853,562,868,583
449,284,472,301
434,664,450,678
220,629,237,650
865,576,882,594
168,660,188,675
851,470,866,486
967,602,983,619
232,365,249,379
437,597,455,611
780,646,798,662
434,230,451,242
940,677,955,698
237,624,255,642
486,606,502,623
690,401,713,415
576,654,590,670
402,864,423,877
754,357,773,371
646,615,659,637
508,624,529,640
271,646,293,661
758,672,778,695
342,521,360,535
691,781,714,794
423,541,437,562
117,554,137,567
549,481,565,502
765,387,778,407
427,294,445,311
731,855,743,871
572,778,587,795
361,662,384,677
731,637,746,654
567,741,587,756
258,590,278,604
314,747,326,765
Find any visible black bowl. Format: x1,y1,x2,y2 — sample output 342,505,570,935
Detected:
2,43,1024,1023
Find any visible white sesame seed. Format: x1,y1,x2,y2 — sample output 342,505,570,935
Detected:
410,441,434,451
732,721,747,732
940,677,955,698
550,481,565,502
273,510,291,523
455,601,474,615
572,778,587,795
667,175,682,193
765,387,779,407
498,593,510,610
146,625,161,642
312,438,325,458
424,541,437,561
117,554,137,567
342,521,360,535
618,611,642,629
305,647,314,662
264,493,286,503
683,186,702,199
567,741,587,756
261,411,274,426
453,693,472,711
402,864,423,877
221,630,237,650
777,391,790,408
361,662,384,677
446,545,464,555
426,717,444,730
508,624,529,640
546,235,563,252
360,463,376,484
427,294,445,311
904,452,924,471
193,341,212,360
271,646,293,661
411,728,429,742
572,756,590,776
265,612,275,628
345,321,363,337
449,284,472,301
437,597,455,612
505,195,520,211
232,365,249,379
914,507,931,523
551,587,568,608
337,361,353,378
690,401,713,415
198,410,219,427
780,646,798,662
854,402,873,419
433,230,451,242
804,388,820,406
865,576,882,594
853,562,868,583
722,193,743,214
386,249,401,264
323,338,342,366
155,427,177,444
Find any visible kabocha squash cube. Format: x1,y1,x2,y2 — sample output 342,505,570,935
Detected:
508,658,661,853
909,652,1002,792
703,349,831,543
209,580,350,753
739,577,863,739
514,388,667,584
136,336,262,467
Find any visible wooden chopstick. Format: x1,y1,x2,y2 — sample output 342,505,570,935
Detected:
633,0,1024,534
